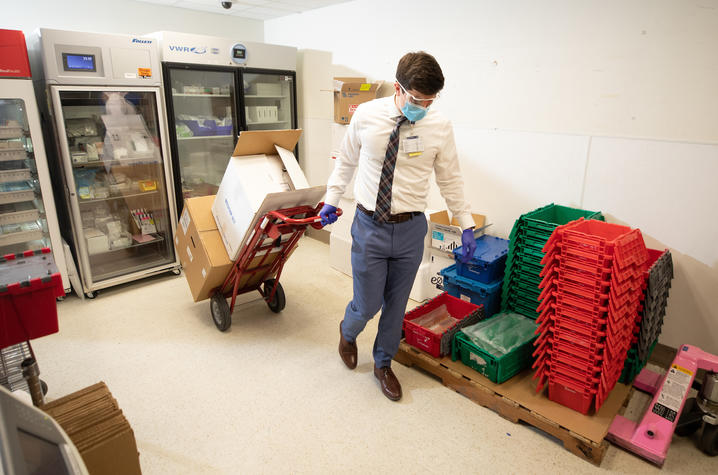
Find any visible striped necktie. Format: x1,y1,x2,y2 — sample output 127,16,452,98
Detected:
374,115,407,223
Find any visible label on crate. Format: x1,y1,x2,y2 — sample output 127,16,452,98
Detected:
201,268,206,279
470,353,486,367
651,364,693,422
186,245,193,262
460,294,471,303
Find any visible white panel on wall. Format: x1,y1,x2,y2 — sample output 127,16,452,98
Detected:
267,0,718,144
582,137,718,353
453,127,590,237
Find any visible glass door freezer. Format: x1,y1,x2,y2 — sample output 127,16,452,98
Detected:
50,86,177,297
0,78,71,293
163,64,298,214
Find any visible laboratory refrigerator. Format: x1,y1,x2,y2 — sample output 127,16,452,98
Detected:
152,31,298,214
29,28,179,299
0,29,72,294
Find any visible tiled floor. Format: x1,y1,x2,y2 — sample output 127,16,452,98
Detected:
31,237,716,473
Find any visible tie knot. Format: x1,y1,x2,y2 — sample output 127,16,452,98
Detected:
395,115,407,127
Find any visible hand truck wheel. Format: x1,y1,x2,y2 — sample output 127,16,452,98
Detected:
699,421,718,456
264,279,285,313
210,293,232,332
675,398,704,437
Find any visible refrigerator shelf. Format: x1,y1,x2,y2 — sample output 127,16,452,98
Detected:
177,135,234,141
244,95,289,99
72,156,162,168
0,149,27,162
173,93,231,98
0,202,41,226
0,127,25,139
247,121,289,126
0,168,32,184
0,189,35,205
88,233,165,257
0,222,43,247
78,190,158,205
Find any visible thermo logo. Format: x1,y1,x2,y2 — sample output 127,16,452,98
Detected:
132,38,152,44
168,45,207,54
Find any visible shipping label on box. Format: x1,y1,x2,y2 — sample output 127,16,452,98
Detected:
429,210,487,252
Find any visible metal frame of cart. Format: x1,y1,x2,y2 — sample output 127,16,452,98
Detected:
209,203,340,331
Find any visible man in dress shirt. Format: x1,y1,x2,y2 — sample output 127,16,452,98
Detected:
320,52,476,401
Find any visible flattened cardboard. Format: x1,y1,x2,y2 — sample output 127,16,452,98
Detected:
230,129,301,157
429,351,632,444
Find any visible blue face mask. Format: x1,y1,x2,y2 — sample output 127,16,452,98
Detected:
401,101,429,122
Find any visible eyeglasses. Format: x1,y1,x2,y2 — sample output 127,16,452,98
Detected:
397,81,440,106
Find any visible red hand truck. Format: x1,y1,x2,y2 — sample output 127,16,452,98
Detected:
209,203,341,331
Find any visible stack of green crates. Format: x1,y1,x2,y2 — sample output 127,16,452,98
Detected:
619,339,658,384
501,203,605,319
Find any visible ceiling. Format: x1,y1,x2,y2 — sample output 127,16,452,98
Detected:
136,0,352,21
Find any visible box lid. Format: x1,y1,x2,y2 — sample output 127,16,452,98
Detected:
231,129,301,157
453,235,509,264
185,195,218,232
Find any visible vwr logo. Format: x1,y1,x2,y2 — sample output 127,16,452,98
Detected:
132,38,152,44
169,45,207,54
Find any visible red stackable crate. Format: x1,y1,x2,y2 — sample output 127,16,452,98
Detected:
0,249,64,348
403,292,482,357
548,378,596,415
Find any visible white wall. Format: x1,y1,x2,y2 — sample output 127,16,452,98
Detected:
1,0,263,40
266,0,718,354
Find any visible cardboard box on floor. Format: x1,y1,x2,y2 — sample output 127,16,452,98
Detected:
333,77,382,125
211,129,326,261
176,195,290,302
430,210,487,253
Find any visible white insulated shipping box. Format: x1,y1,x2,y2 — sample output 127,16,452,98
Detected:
212,129,326,260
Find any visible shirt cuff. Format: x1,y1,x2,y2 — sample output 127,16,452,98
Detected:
323,191,342,208
456,214,476,231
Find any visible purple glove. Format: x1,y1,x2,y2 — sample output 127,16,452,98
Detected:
460,228,476,264
319,204,338,226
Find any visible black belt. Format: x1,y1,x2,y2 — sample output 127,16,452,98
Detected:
357,203,422,223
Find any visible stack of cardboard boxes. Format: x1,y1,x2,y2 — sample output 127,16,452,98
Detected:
175,130,325,302
41,382,141,475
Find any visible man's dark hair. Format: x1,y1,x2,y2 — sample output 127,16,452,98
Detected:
395,51,445,95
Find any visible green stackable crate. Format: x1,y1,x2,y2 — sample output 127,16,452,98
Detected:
451,329,537,384
619,339,658,384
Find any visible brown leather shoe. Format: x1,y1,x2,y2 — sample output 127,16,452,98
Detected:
338,321,357,369
374,365,402,401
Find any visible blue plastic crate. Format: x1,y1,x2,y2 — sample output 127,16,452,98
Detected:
453,235,509,284
440,265,502,317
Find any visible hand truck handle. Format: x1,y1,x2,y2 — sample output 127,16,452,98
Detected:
266,202,343,225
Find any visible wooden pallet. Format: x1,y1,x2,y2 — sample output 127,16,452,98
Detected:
394,341,633,466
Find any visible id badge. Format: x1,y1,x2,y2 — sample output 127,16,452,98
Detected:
402,135,424,157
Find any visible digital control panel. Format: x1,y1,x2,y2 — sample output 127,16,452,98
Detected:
62,53,96,72
230,43,247,65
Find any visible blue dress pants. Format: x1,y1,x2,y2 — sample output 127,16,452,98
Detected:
341,208,427,368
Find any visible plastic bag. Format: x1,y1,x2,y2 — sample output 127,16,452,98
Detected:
461,312,538,357
411,304,459,334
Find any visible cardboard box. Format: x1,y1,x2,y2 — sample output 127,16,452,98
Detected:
175,195,234,302
429,210,487,253
428,249,455,297
333,77,382,125
211,129,326,261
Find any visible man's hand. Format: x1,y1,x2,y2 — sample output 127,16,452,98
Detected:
319,204,338,226
460,228,476,264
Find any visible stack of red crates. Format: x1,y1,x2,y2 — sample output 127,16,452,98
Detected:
531,219,649,414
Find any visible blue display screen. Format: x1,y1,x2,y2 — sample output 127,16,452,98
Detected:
62,53,96,72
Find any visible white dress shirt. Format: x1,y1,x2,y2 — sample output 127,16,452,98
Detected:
325,95,475,230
